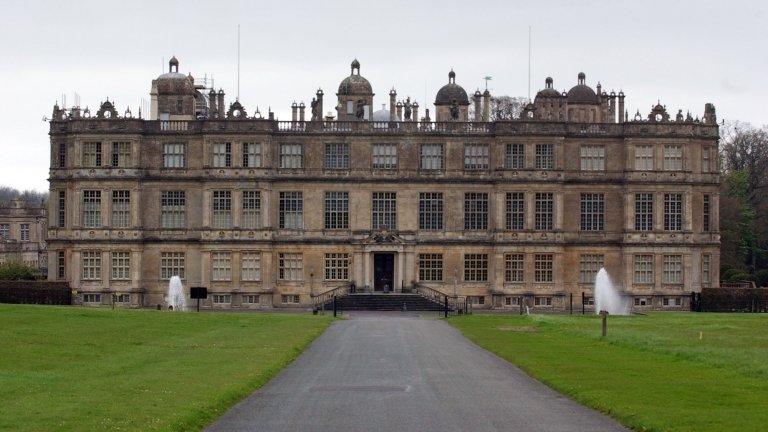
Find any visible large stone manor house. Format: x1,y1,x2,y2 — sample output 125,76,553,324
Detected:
46,57,720,310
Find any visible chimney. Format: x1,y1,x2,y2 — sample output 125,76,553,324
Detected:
217,89,225,118
704,103,717,125
412,102,419,125
482,90,491,122
396,101,403,121
389,89,397,121
299,102,306,122
473,90,482,122
291,101,298,123
316,89,324,121
209,89,218,118
618,91,625,123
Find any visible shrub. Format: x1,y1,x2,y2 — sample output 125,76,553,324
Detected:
0,261,40,281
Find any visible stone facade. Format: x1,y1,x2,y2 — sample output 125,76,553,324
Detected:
0,198,47,273
47,58,720,311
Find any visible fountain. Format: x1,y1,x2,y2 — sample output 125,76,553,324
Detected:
594,268,629,315
166,275,186,311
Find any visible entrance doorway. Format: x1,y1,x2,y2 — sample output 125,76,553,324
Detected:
373,253,395,292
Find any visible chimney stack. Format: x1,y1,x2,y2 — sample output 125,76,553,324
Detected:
482,90,491,122
217,89,225,118
299,102,306,123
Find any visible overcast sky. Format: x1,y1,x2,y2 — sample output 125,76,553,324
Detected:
0,0,765,192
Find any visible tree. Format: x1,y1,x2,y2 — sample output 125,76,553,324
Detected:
0,186,47,207
719,122,768,283
467,96,529,121
0,261,40,281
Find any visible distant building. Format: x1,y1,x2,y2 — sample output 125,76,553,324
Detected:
47,57,720,310
0,198,47,273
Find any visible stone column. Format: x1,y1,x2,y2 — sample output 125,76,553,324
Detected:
389,89,397,122
364,251,371,290
397,251,404,292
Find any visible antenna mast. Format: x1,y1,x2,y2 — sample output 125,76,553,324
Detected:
528,26,532,101
237,24,241,101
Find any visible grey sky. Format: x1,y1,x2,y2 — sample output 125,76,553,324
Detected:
0,0,765,191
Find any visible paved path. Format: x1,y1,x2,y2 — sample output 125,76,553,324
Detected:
206,312,628,432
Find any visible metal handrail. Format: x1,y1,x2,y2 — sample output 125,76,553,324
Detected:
412,282,462,312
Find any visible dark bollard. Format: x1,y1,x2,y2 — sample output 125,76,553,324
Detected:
582,292,586,315
333,296,337,318
519,297,523,315
156,304,161,310
570,293,573,315
444,295,448,318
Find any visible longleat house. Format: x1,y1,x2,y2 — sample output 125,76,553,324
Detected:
46,57,720,310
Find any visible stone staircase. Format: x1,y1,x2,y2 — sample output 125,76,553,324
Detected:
322,293,447,311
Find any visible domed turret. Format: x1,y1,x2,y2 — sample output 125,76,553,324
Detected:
336,59,374,121
536,77,561,99
150,56,196,120
566,72,599,104
435,70,469,105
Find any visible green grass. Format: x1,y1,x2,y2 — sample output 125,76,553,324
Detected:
0,304,332,431
450,312,768,432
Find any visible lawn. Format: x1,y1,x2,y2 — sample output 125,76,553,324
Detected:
450,312,768,432
0,304,332,431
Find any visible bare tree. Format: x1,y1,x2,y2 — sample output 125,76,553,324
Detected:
467,96,529,121
0,186,48,207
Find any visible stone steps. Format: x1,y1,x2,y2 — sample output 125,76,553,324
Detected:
322,293,448,311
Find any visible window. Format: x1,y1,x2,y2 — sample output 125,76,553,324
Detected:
83,293,101,304
664,193,683,231
325,143,350,170
505,296,520,306
579,254,604,284
242,191,261,229
82,251,101,280
212,294,231,305
282,294,300,304
418,192,443,230
702,147,711,173
634,254,654,284
534,297,552,306
212,190,232,229
175,98,183,114
111,190,131,228
279,191,303,229
505,143,524,169
82,190,101,228
662,254,683,284
634,297,650,307
372,144,397,169
469,296,486,305
663,297,682,307
242,142,261,168
114,294,130,303
82,141,102,167
280,143,303,169
160,252,185,279
372,192,397,230
580,193,604,231
464,144,489,170
241,252,261,281
663,145,683,171
703,194,711,232
420,144,443,171
163,143,186,168
534,192,554,230
212,142,232,167
161,191,186,229
464,254,488,282
505,192,525,230
57,251,65,279
702,254,711,286
243,294,260,304
111,142,131,167
464,192,489,230
0,224,7,240
634,193,654,231
635,145,653,171
211,252,232,281
418,253,443,281
535,144,553,169
324,192,349,230
20,224,29,241
278,253,303,281
58,142,67,167
580,145,605,171
58,190,66,228
111,251,130,280
504,253,524,283
324,253,349,281
534,253,553,282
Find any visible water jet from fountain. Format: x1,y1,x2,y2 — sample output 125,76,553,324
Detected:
594,268,629,315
